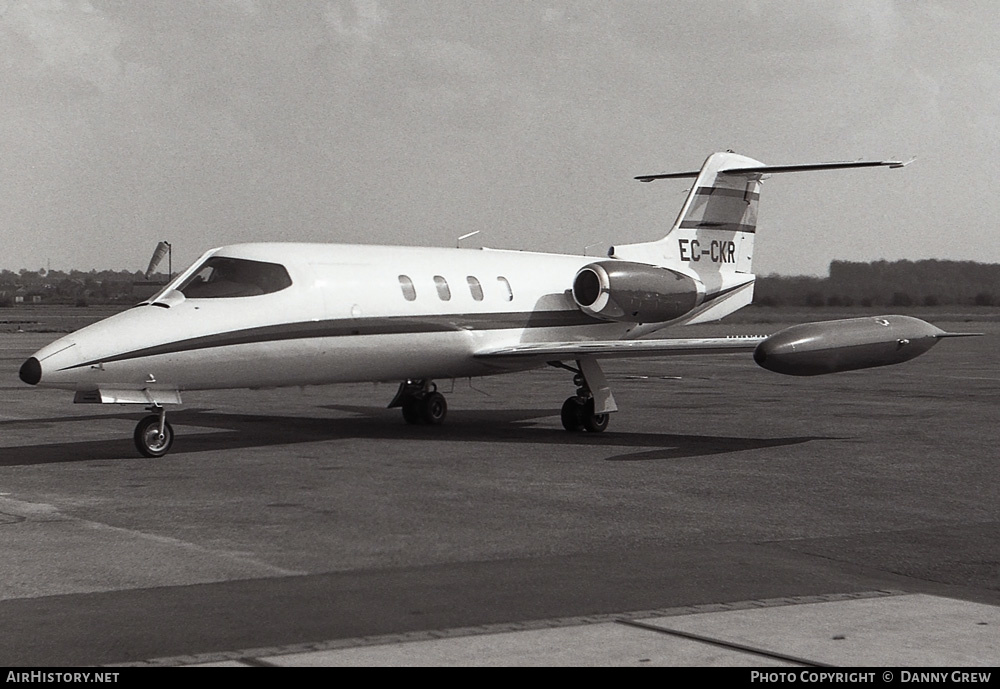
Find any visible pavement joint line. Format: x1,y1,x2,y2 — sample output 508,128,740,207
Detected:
106,589,907,667
615,618,830,668
0,495,306,578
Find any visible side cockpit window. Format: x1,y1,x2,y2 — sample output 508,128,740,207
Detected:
177,257,292,298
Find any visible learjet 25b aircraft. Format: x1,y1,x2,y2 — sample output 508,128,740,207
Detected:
19,151,972,457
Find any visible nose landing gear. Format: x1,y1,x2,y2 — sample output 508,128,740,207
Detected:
134,405,174,458
389,379,448,425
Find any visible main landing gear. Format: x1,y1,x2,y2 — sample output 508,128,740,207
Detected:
134,405,174,458
561,395,609,433
550,358,617,433
389,379,448,425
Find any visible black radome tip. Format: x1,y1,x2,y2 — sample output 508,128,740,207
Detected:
19,357,41,386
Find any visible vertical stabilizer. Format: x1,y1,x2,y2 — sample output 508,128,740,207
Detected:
612,152,764,321
667,151,764,247
617,151,764,277
613,151,909,325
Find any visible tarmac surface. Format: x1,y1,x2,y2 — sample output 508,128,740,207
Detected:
0,311,997,666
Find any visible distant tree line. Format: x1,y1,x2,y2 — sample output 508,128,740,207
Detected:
755,260,1000,308
0,268,167,307
2,260,998,309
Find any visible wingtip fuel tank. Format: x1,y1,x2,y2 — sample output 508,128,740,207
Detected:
753,315,950,376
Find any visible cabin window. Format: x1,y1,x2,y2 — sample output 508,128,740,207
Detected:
398,275,416,301
497,276,513,301
467,276,484,301
177,257,292,298
434,275,451,301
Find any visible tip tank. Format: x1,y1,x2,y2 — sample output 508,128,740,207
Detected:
753,315,954,376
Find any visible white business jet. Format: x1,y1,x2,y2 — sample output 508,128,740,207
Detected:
19,151,966,457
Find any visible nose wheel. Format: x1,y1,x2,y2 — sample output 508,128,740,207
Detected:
390,380,448,425
134,407,174,458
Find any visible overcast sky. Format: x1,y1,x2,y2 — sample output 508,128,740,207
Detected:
2,0,997,275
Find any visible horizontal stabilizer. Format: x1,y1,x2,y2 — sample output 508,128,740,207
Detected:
636,158,912,182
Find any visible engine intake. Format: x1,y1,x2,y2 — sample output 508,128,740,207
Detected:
572,261,700,323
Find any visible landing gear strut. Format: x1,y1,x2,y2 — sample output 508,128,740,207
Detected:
134,405,174,458
551,359,615,433
389,379,448,425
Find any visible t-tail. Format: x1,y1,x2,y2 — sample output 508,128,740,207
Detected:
611,151,911,326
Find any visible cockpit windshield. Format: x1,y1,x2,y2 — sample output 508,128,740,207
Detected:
176,257,292,298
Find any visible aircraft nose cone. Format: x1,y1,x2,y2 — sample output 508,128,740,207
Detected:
19,357,41,386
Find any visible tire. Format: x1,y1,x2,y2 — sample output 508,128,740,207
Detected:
421,392,447,425
583,398,609,433
133,415,174,458
401,398,423,424
561,397,585,432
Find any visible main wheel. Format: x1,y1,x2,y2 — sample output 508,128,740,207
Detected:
561,396,586,432
583,398,610,433
401,398,423,424
133,415,174,458
421,392,447,425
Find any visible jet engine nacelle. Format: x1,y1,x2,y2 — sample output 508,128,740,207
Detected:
572,261,700,323
754,315,947,376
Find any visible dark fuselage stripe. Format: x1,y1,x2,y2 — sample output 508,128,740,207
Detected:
694,187,759,201
62,285,747,371
678,220,756,233
61,309,602,370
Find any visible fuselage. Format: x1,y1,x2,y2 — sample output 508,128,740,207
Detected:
24,243,677,394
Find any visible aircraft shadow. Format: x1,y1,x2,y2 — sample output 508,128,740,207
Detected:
0,406,836,466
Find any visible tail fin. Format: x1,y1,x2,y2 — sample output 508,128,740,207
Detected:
614,152,766,283
656,151,765,248
613,151,910,324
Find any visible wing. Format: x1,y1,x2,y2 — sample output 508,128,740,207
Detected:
474,336,766,364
